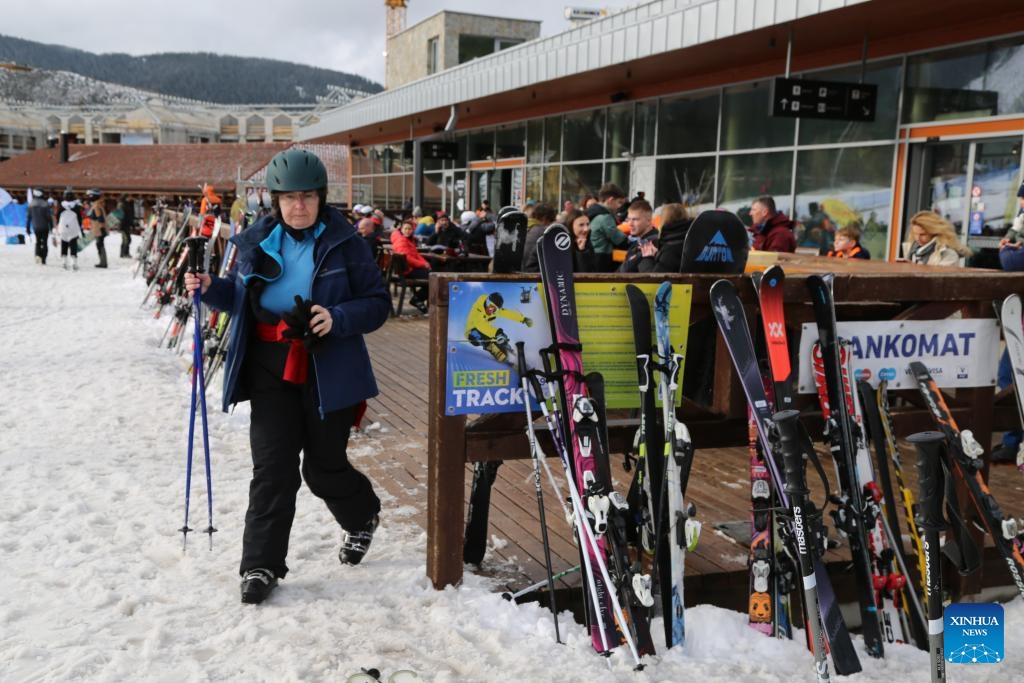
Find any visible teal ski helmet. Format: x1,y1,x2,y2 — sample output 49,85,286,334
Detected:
266,148,328,192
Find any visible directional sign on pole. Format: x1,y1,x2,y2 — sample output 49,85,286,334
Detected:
771,77,877,122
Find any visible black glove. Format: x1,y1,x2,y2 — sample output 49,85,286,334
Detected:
494,329,509,347
281,294,325,352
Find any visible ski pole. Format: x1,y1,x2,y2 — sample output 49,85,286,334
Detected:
774,410,830,683
183,236,216,550
517,341,561,643
501,565,582,602
909,431,947,683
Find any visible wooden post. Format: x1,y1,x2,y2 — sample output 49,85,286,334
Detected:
426,274,467,588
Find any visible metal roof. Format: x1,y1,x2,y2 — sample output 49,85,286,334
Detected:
300,0,869,141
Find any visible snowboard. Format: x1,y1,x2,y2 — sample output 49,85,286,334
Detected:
679,209,749,274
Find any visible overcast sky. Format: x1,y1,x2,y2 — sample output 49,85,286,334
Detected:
3,0,640,86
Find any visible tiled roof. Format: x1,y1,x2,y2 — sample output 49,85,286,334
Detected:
0,142,291,195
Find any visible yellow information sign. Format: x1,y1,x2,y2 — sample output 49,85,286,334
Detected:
574,283,692,409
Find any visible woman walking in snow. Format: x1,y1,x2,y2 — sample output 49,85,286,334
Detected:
184,148,390,605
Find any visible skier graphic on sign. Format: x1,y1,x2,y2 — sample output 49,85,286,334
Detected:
464,292,534,364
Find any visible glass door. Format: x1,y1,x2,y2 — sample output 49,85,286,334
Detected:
904,135,1022,262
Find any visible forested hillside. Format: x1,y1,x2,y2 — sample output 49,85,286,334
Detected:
0,34,382,104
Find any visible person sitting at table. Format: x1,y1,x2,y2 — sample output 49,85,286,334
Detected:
561,208,598,272
520,203,558,272
357,216,384,258
391,219,431,314
427,213,465,252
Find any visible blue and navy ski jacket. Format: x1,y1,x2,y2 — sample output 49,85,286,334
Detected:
202,206,390,416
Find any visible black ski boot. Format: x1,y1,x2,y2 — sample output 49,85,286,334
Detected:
339,515,379,565
240,568,278,604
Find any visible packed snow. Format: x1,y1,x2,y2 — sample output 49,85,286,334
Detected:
1,235,1021,682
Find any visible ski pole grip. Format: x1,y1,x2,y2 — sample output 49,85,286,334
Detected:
515,341,527,377
773,409,807,497
909,431,946,530
185,236,206,274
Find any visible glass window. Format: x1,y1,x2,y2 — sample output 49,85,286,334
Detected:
526,119,545,164
635,100,657,157
427,37,439,75
561,163,603,207
350,148,371,176
542,166,561,204
544,116,562,163
658,90,719,155
495,123,525,159
468,130,493,161
799,60,902,144
387,174,410,210
422,172,443,215
972,138,1022,236
459,35,496,64
655,156,716,209
371,177,388,209
904,36,1024,123
422,154,446,172
563,109,605,162
718,151,794,221
721,81,795,151
605,161,629,198
794,145,895,258
525,168,542,206
606,104,633,160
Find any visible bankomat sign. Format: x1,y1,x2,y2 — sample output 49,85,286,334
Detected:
797,319,1000,391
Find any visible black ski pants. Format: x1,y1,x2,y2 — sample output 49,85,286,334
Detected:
34,229,49,263
239,348,380,578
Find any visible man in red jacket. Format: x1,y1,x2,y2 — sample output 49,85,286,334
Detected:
749,195,796,252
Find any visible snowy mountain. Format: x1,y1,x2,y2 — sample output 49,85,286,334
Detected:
0,65,204,107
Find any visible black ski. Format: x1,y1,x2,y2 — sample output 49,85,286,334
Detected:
908,431,948,683
806,273,885,658
774,409,832,683
710,278,861,675
624,284,669,646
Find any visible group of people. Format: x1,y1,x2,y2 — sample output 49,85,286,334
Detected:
26,188,137,269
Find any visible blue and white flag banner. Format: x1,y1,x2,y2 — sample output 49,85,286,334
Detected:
797,318,1001,392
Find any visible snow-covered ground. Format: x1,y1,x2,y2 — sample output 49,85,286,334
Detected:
0,236,1021,682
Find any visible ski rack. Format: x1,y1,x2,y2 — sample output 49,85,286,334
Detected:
419,267,1024,605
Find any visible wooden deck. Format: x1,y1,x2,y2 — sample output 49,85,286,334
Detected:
360,304,1024,612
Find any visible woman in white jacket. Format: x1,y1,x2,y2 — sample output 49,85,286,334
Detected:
56,190,84,271
903,210,972,266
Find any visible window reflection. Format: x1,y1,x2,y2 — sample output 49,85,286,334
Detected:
794,146,895,258
658,90,719,155
721,81,794,151
799,61,901,144
718,152,794,222
904,36,1024,123
655,157,715,209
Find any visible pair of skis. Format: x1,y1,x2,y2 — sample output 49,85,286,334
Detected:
711,274,860,678
625,282,700,651
525,224,654,666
